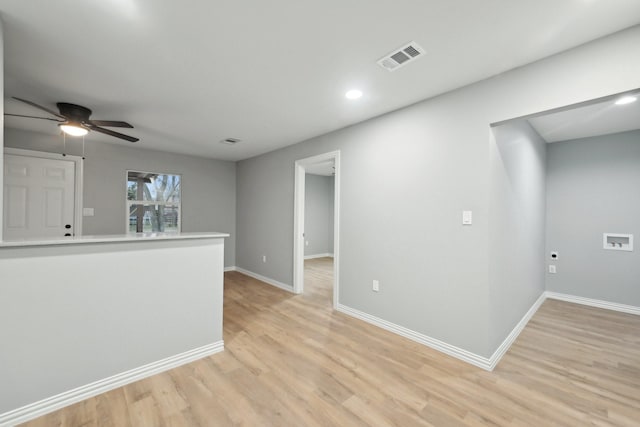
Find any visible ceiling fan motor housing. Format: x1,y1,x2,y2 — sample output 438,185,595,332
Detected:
57,102,93,123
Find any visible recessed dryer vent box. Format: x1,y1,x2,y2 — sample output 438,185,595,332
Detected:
603,233,633,251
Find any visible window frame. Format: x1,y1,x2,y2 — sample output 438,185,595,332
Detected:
125,170,182,234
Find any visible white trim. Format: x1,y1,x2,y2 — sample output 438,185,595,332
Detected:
337,292,547,372
336,303,493,370
545,291,640,316
304,253,334,260
337,291,640,373
487,292,546,370
224,266,237,272
293,160,306,294
0,341,224,427
4,148,84,237
235,267,295,293
293,150,341,310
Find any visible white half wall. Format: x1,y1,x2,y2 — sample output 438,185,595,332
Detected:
0,237,225,417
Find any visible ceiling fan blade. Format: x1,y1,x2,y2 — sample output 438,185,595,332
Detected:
12,97,66,119
4,113,63,122
87,124,139,142
89,120,134,128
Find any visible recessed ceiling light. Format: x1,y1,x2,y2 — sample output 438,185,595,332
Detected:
615,95,637,105
345,90,363,100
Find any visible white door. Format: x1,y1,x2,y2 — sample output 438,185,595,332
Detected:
3,154,76,239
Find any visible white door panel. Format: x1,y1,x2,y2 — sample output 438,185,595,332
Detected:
3,154,76,239
6,186,28,228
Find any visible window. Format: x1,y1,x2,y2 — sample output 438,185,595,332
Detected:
127,171,181,233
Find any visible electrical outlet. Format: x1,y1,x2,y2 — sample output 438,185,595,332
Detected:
262,255,267,263
549,265,556,274
372,280,380,292
305,241,309,246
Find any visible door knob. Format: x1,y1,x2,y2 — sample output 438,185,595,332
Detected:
64,233,71,237
65,224,71,229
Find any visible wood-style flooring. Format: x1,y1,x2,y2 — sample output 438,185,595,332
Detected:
22,257,640,426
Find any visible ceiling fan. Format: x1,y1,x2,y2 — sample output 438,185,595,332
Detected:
5,97,139,142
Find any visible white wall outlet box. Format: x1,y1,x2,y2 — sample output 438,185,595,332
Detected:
82,207,95,217
549,265,557,274
603,233,633,251
372,280,380,292
462,210,473,225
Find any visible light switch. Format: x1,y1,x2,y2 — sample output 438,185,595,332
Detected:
83,208,95,217
462,210,473,225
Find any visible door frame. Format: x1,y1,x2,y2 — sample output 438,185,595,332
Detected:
293,150,340,308
4,148,84,237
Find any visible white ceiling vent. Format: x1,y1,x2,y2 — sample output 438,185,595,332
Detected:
219,138,241,145
377,41,425,72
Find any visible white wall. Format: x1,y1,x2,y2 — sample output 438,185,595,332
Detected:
4,128,237,267
488,121,547,352
304,174,334,256
0,237,224,416
546,130,640,305
236,25,640,358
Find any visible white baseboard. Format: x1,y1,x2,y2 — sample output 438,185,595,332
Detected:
0,341,224,427
224,266,237,272
545,291,640,316
337,292,547,372
235,267,295,293
336,303,493,370
304,253,334,260
338,291,639,373
487,292,546,370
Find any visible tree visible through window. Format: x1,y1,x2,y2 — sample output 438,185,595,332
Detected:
127,171,181,233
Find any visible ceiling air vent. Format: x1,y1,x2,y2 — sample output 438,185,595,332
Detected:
377,41,425,72
220,138,241,145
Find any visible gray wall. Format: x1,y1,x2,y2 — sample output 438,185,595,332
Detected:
488,121,547,353
304,174,334,256
236,26,640,358
4,128,237,267
0,19,4,241
546,130,640,305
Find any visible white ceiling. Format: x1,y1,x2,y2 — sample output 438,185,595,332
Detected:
2,1,640,161
528,94,640,143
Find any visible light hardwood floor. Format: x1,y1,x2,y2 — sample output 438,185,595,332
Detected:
22,258,640,426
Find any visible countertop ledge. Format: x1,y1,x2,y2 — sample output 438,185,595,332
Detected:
0,232,229,248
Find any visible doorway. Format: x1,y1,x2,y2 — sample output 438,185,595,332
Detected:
3,148,83,239
293,151,340,308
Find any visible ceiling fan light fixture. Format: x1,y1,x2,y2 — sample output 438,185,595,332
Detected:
59,123,89,137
